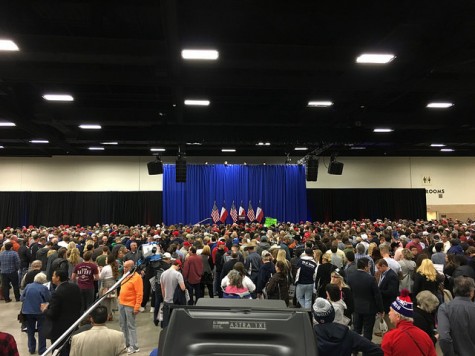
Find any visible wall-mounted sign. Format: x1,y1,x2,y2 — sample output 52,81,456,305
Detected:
421,176,433,186
426,189,445,194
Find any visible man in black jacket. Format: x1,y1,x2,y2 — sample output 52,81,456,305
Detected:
220,252,240,281
347,258,384,341
42,269,81,356
376,259,399,332
313,297,383,356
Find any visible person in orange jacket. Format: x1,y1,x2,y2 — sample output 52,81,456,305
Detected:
119,260,143,354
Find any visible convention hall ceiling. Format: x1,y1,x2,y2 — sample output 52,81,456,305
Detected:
1,1,474,158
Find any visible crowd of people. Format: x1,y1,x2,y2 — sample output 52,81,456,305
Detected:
0,217,475,355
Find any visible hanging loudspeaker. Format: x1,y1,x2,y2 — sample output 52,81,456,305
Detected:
328,161,344,175
147,160,163,175
176,158,187,183
306,156,319,181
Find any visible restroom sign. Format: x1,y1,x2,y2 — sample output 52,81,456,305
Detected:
421,176,432,186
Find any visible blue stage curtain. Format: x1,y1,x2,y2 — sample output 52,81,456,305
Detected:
163,164,307,225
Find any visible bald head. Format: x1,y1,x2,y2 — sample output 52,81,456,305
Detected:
123,260,134,273
31,260,42,270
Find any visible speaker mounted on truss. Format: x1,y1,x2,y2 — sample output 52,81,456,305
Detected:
147,156,163,175
176,153,187,183
328,154,344,175
306,156,319,181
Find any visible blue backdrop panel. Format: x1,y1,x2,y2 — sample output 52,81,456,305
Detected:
163,164,307,225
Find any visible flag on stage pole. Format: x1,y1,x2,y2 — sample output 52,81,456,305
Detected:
247,201,255,222
211,201,220,223
230,201,238,223
256,201,264,223
238,201,246,221
219,203,228,223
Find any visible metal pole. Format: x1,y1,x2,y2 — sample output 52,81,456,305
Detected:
194,217,211,225
41,268,135,356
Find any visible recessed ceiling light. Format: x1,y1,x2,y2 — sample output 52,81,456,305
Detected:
101,142,118,145
79,124,102,129
222,149,236,152
0,121,16,127
150,148,166,152
184,99,210,106
441,148,454,152
30,140,49,144
181,49,219,60
356,53,395,64
88,147,104,151
42,94,74,101
426,102,454,109
294,147,308,151
0,39,19,51
307,101,333,107
373,128,394,133
430,144,446,147
0,145,4,149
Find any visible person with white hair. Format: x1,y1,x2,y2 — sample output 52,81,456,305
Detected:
20,272,51,355
381,292,436,356
414,290,439,345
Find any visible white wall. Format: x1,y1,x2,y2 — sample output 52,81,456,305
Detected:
0,156,474,206
0,156,163,191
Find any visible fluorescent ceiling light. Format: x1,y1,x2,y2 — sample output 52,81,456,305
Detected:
222,149,236,152
0,121,16,127
79,124,102,129
307,101,333,107
186,142,202,146
30,140,49,144
441,148,454,152
373,128,394,133
88,147,104,151
350,146,366,150
426,102,454,109
0,39,19,51
184,99,210,106
294,147,308,151
181,49,219,60
256,142,271,146
0,145,4,149
42,94,74,101
430,144,445,147
101,142,118,145
150,148,166,152
356,53,395,64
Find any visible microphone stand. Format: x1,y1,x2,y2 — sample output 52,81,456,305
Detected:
41,267,136,356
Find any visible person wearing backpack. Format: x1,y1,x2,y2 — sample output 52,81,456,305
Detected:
50,247,69,277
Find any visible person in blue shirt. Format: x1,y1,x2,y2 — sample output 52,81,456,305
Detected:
21,272,51,355
0,242,21,302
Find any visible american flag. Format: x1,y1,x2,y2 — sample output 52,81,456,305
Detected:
211,201,220,223
230,201,238,223
247,201,255,222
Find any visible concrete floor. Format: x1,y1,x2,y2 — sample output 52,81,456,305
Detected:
0,300,159,355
